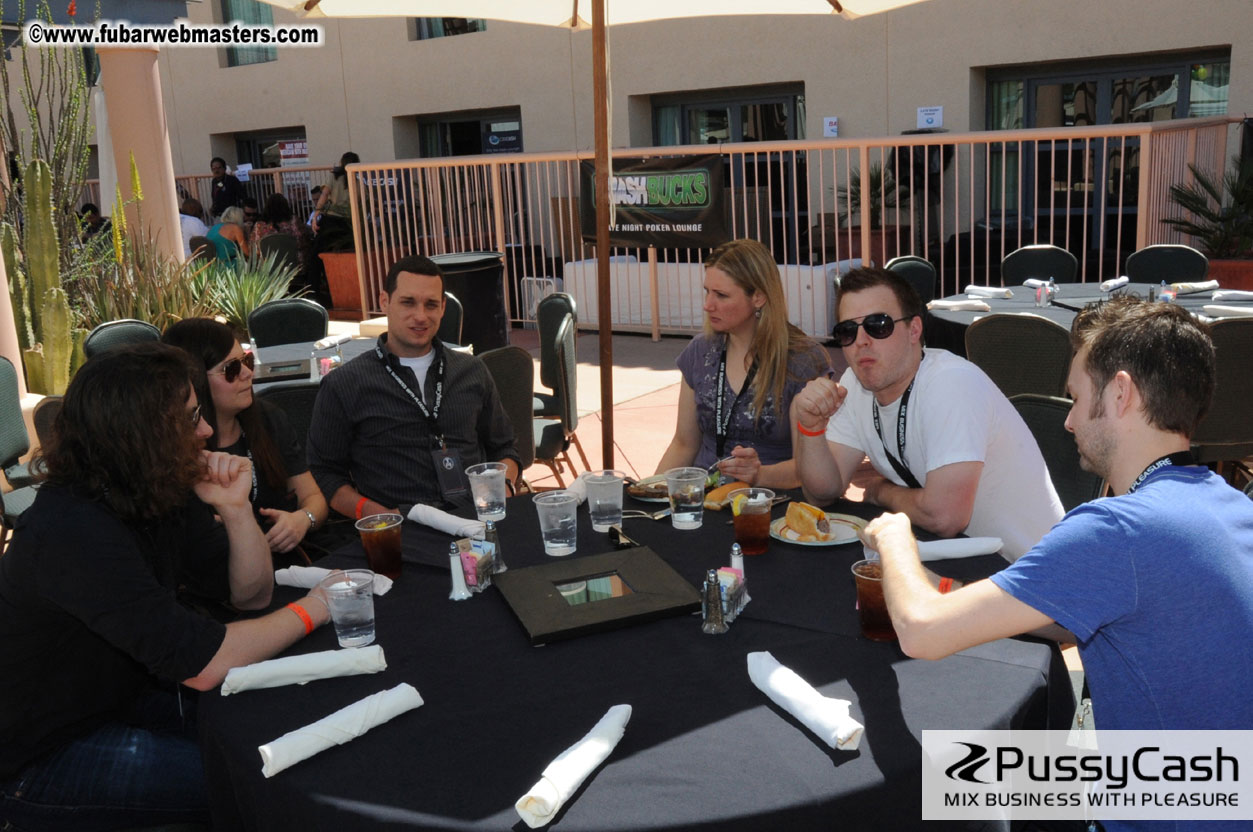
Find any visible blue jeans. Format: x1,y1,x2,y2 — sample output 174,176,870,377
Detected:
0,687,209,832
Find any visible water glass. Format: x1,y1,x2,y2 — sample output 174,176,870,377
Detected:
665,466,707,530
534,490,578,556
319,569,377,648
466,461,508,521
582,469,626,532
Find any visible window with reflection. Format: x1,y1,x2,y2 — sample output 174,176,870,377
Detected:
653,84,805,146
411,18,486,40
221,0,277,66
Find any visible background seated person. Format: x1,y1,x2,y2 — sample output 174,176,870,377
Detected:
0,344,331,830
164,318,329,563
206,206,250,265
307,254,520,524
655,238,830,488
793,267,1063,560
179,197,209,258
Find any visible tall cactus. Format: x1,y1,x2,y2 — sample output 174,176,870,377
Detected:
1,223,33,349
23,160,60,338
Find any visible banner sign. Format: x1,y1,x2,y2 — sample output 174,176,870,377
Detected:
580,155,727,249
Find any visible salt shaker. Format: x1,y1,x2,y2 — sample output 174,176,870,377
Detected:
448,542,472,601
730,542,744,576
701,568,728,634
485,520,506,573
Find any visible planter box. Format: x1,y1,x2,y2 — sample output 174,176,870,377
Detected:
319,252,364,320
1207,258,1253,292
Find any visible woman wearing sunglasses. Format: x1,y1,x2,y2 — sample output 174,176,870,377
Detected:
164,318,328,561
655,238,831,488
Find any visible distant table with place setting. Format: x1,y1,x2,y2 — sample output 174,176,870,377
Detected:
924,281,1253,356
198,491,1073,831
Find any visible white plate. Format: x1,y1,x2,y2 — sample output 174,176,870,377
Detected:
769,513,866,546
627,492,671,504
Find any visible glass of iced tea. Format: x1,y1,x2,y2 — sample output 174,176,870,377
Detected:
730,487,774,556
355,513,403,579
851,559,897,642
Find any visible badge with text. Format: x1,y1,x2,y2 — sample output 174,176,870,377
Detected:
431,448,469,502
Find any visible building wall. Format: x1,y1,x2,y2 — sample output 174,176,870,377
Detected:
150,0,1251,173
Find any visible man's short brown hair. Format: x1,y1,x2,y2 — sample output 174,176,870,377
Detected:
836,266,925,323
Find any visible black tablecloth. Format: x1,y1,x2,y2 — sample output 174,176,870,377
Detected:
199,493,1072,831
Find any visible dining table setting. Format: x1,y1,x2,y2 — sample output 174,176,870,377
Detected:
198,483,1075,831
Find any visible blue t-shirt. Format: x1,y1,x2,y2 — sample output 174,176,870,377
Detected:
991,466,1253,733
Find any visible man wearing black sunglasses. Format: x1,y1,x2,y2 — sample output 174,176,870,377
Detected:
793,267,1062,560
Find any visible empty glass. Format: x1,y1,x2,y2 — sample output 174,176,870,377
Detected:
665,467,707,530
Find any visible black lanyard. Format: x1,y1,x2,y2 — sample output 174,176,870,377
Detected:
376,340,447,447
1126,451,1196,494
714,350,758,458
871,378,921,490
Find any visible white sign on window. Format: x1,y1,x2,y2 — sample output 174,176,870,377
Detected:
823,117,839,138
916,106,943,130
234,163,253,183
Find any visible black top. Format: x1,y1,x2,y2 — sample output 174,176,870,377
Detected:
218,399,308,521
210,173,245,217
0,485,229,777
306,336,519,513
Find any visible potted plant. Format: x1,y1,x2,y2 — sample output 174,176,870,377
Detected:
829,162,912,264
1164,154,1253,290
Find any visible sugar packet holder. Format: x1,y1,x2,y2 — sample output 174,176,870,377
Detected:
452,536,496,594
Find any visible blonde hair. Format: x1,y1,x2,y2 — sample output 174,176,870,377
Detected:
220,206,245,225
703,238,820,419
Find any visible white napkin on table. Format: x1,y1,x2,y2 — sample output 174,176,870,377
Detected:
566,475,588,505
916,537,1004,562
407,504,484,537
1170,279,1219,295
1100,276,1129,292
1202,304,1253,319
258,683,423,778
747,651,863,751
963,285,1011,298
1022,278,1048,289
928,298,992,312
1211,290,1253,302
274,566,393,596
313,333,352,350
222,646,387,695
515,704,632,828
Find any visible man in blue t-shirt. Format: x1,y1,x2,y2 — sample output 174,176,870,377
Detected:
863,296,1253,735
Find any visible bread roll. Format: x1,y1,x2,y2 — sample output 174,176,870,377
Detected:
703,481,751,510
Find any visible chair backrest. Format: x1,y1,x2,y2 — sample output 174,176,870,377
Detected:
1000,244,1079,284
477,345,536,471
258,232,301,273
189,235,216,262
1124,244,1208,284
247,297,329,348
0,356,30,469
1011,394,1105,512
554,313,579,434
32,395,62,451
437,291,464,345
83,319,162,359
536,292,577,393
1191,317,1253,455
965,314,1072,399
885,255,937,302
254,382,321,452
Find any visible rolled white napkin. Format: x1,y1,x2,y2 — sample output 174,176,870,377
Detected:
927,298,992,312
1203,304,1253,319
515,704,632,829
1170,279,1219,295
916,537,1004,562
963,285,1011,298
1100,276,1129,292
274,566,393,596
258,683,424,778
1211,290,1253,302
222,646,387,695
1022,278,1048,288
566,475,588,505
313,333,352,350
746,651,863,751
408,504,484,538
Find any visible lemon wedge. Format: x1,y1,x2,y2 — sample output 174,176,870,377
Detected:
731,493,748,516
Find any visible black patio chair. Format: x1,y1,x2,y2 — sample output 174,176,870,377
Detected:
1124,244,1208,284
258,232,301,274
478,345,536,478
188,235,216,263
533,314,589,486
965,314,1072,399
82,319,162,359
254,382,321,454
247,297,329,348
885,255,937,302
1000,244,1079,284
534,292,577,418
0,356,37,489
437,291,464,346
1011,394,1106,512
1191,317,1253,482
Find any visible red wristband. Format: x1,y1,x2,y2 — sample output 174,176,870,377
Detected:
796,420,826,437
938,577,954,594
286,602,315,635
355,496,369,520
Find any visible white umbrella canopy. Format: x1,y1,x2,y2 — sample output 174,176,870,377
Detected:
259,0,933,467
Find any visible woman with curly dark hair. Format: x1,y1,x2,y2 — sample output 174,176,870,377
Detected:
0,343,330,830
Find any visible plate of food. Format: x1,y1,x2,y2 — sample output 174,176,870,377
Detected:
770,502,866,546
626,475,671,503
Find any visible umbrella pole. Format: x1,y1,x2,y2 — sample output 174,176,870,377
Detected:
593,0,614,469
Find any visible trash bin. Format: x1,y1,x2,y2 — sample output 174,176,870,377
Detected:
430,251,508,353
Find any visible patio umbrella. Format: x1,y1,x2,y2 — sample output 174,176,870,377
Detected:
260,0,933,467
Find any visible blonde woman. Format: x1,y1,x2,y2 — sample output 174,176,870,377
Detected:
655,238,831,488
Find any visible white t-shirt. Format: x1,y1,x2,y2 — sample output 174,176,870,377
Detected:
826,348,1064,560
180,214,208,258
398,352,437,401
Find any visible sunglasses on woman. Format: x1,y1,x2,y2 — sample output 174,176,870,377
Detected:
208,352,255,383
832,314,913,348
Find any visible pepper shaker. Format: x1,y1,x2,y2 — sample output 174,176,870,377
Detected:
701,568,728,634
448,542,472,601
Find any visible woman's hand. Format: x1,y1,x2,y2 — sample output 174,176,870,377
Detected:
258,507,310,553
718,445,761,485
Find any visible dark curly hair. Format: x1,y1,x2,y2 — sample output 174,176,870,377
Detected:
38,343,204,521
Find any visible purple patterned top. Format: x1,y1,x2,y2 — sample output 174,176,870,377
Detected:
675,334,830,468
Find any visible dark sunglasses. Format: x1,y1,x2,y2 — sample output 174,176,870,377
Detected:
209,352,255,383
832,314,913,347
